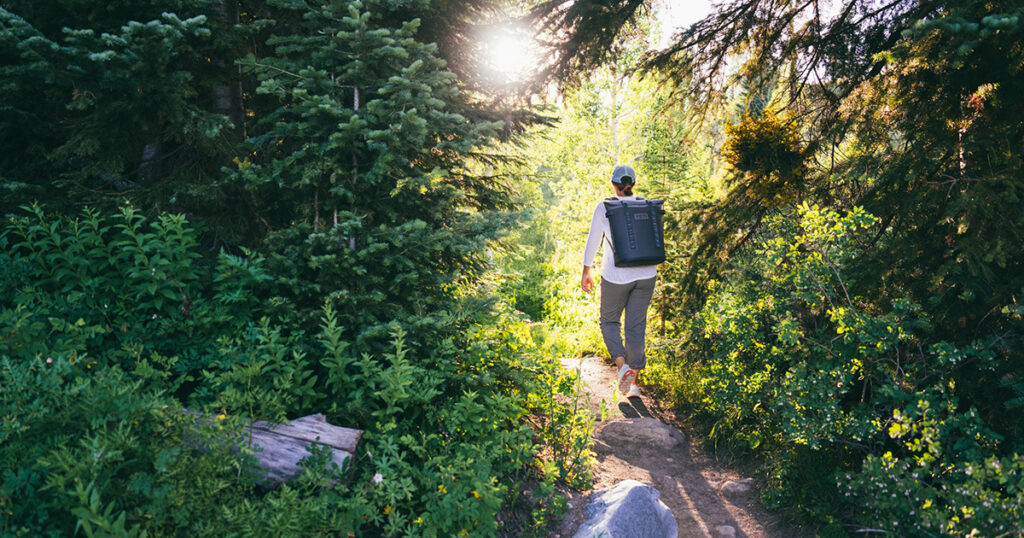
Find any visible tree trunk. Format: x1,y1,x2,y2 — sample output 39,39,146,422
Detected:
610,70,620,164
215,0,245,138
138,140,161,184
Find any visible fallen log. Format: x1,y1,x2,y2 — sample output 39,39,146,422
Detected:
246,413,363,483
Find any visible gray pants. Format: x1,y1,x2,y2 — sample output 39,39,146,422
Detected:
600,277,656,370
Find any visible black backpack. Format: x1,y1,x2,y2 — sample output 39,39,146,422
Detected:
603,197,666,267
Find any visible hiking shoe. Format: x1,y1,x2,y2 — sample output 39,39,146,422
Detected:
625,384,641,398
617,364,638,394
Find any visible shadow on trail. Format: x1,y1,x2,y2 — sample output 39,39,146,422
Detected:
618,396,653,418
617,401,641,418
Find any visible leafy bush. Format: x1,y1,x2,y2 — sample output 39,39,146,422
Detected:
646,203,1023,534
0,351,278,537
0,205,266,387
1,207,595,536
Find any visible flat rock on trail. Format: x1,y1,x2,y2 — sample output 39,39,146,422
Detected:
553,357,798,538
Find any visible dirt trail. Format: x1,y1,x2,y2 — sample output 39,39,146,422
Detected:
553,356,799,538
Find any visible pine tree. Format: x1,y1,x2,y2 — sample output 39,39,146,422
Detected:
225,0,513,337
0,1,246,232
2,0,519,338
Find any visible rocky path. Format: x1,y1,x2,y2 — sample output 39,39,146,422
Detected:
553,356,799,538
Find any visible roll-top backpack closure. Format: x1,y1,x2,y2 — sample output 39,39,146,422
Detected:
603,197,666,267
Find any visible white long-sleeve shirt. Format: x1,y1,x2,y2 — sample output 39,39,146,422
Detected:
582,196,658,284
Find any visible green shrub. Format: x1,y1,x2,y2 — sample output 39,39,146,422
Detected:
0,205,267,387
647,203,1023,534
0,353,266,536
1,207,595,536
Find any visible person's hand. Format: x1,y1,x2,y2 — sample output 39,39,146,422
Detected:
581,266,595,293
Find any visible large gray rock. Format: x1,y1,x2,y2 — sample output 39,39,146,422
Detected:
598,417,683,450
573,480,678,538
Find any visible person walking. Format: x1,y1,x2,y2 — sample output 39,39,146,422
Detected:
580,165,658,398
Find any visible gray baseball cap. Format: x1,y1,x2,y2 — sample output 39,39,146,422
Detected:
611,165,636,185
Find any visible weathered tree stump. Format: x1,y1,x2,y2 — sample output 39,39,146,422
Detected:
246,413,362,484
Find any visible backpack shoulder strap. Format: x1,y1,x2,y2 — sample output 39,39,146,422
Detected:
602,197,618,217
601,199,618,253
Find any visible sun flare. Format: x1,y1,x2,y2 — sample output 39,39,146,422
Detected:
478,24,538,86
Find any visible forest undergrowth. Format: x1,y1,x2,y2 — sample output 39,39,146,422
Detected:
0,0,600,535
0,206,599,537
3,0,1023,536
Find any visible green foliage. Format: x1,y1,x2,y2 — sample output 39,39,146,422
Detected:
302,304,592,536
533,358,597,489
721,109,806,208
839,2,1024,349
201,317,322,423
221,0,515,339
0,353,262,537
0,0,591,535
0,205,265,384
0,1,241,226
1,206,594,536
846,403,1024,536
71,480,149,538
528,0,647,88
646,204,1023,533
588,4,1024,530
